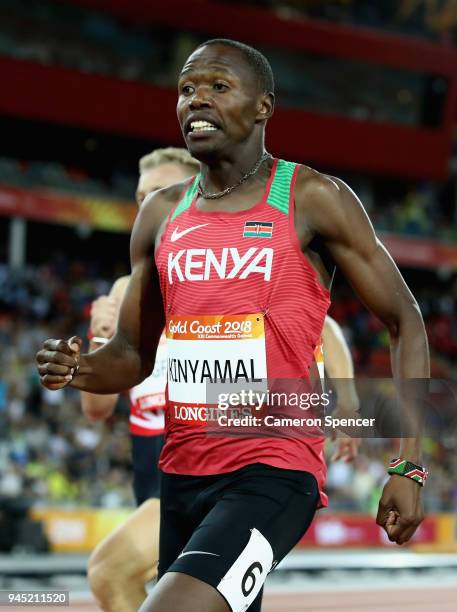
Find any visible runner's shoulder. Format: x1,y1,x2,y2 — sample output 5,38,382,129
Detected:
141,179,195,221
295,165,342,208
294,165,361,239
131,179,196,260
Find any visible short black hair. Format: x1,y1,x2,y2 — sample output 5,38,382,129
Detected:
197,38,275,95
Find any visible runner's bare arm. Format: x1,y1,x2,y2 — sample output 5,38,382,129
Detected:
296,170,429,544
80,277,130,421
297,171,430,414
37,189,175,393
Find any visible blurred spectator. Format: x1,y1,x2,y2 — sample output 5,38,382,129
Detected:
394,187,431,235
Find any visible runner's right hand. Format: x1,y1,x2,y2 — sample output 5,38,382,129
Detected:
36,336,82,390
90,296,119,339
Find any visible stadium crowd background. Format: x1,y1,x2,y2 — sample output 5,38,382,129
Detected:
1,0,456,543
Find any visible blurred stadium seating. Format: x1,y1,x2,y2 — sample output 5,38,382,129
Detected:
0,0,450,127
231,0,457,43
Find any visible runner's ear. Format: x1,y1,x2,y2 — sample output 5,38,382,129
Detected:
256,92,274,123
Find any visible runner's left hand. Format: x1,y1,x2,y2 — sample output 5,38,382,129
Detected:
376,474,424,545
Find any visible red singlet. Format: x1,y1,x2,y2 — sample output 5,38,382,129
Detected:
156,159,330,505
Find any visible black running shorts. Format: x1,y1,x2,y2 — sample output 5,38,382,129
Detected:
158,463,319,612
131,434,164,506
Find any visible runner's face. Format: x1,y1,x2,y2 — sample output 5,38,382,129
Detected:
136,162,195,206
177,44,263,159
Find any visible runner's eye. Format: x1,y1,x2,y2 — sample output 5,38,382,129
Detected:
214,82,229,92
181,85,195,95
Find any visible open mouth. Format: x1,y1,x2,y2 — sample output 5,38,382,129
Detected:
187,120,220,134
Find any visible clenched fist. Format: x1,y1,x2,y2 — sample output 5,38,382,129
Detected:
36,336,82,390
376,474,424,545
90,296,119,340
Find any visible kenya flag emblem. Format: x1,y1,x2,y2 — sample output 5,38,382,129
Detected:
243,221,273,238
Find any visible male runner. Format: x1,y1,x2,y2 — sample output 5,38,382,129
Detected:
81,148,199,612
84,152,357,609
37,39,429,612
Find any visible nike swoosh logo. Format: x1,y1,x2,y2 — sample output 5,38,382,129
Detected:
177,550,220,559
170,223,209,242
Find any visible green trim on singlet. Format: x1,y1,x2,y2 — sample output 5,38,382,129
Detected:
170,175,200,221
266,159,297,215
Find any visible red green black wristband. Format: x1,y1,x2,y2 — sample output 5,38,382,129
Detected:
387,458,428,486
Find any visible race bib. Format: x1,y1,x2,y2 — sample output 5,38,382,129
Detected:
166,314,268,417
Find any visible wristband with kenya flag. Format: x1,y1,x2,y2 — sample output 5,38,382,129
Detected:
387,458,428,486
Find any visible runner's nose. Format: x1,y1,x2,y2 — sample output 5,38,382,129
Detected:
189,86,213,110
